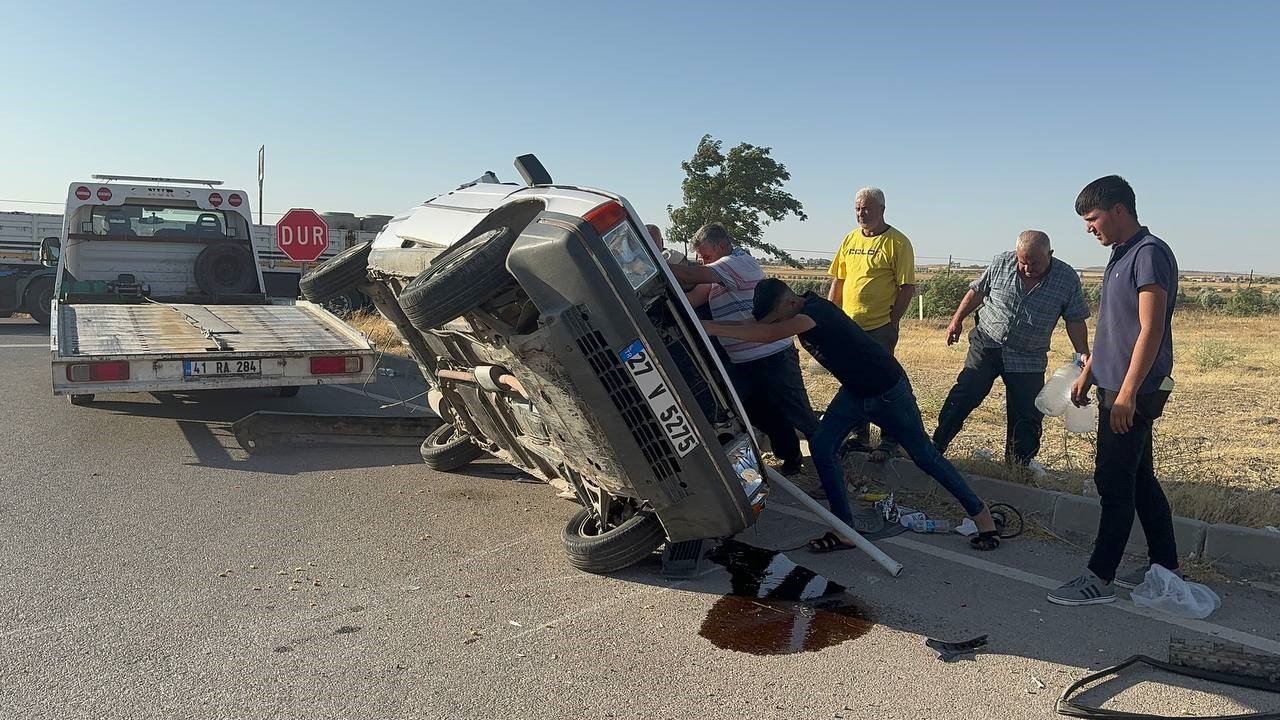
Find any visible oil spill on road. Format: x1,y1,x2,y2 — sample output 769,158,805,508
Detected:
699,540,872,655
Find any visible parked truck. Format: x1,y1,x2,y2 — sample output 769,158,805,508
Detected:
0,212,61,323
49,175,377,404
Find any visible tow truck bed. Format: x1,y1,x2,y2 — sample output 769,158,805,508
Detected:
51,301,376,395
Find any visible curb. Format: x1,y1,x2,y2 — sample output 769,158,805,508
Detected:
844,451,1279,578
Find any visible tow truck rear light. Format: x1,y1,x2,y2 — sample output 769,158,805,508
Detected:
66,361,130,382
310,356,362,375
96,187,112,202
584,201,627,235
228,193,242,207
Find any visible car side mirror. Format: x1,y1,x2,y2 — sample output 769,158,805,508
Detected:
40,236,61,266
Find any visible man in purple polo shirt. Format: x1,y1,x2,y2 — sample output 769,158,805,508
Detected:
1048,175,1181,607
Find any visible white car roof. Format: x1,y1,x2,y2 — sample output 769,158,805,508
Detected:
372,183,620,252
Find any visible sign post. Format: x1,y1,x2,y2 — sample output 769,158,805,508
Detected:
275,208,329,264
257,145,265,226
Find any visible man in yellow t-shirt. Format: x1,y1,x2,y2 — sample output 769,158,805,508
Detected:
827,186,917,460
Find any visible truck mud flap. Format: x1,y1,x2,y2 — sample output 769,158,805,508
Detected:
232,411,441,454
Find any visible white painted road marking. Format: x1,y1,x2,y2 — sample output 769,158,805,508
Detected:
770,503,1280,655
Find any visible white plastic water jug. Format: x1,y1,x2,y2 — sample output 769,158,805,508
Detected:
1064,399,1098,433
1035,363,1079,417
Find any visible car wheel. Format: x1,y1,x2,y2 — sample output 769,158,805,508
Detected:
69,394,94,406
419,423,484,471
194,244,258,295
398,228,518,331
24,278,55,326
561,506,665,574
300,241,372,304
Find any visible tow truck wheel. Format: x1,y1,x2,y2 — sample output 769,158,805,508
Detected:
300,241,372,304
561,506,665,574
419,423,484,471
398,228,518,331
272,386,300,398
194,244,257,295
69,394,94,406
24,278,55,326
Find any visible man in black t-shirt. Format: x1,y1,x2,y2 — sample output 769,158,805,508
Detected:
704,278,1001,552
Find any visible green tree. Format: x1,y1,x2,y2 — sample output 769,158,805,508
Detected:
666,134,807,266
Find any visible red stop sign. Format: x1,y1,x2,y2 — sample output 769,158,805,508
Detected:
275,208,329,263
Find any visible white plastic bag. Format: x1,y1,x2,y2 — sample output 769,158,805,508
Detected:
1130,564,1221,619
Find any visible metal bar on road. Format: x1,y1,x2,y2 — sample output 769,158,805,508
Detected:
765,467,904,577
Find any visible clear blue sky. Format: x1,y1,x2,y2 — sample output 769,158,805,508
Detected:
3,1,1278,273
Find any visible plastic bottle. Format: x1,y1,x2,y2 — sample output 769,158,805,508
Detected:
1064,400,1099,433
898,510,927,529
1035,363,1080,417
908,517,953,534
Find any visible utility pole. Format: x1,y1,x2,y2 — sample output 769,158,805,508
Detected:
257,145,265,226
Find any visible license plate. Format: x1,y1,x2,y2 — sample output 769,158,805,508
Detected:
619,339,699,457
183,358,261,377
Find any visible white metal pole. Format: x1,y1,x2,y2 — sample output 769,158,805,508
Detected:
764,467,904,577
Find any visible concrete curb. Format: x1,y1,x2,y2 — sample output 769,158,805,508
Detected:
843,451,1278,578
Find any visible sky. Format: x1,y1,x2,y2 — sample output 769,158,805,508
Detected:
3,0,1278,273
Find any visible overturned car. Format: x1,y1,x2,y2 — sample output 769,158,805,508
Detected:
301,156,767,572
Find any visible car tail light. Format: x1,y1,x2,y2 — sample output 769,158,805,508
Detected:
584,201,627,235
66,361,130,382
310,356,362,375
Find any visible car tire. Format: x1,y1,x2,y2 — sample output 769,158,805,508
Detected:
300,241,372,304
419,423,484,471
272,386,300,398
398,228,518,331
561,506,665,574
24,277,55,326
69,394,94,406
194,244,258,295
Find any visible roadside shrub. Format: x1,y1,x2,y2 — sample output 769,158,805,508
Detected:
1081,283,1102,311
1271,290,1280,311
786,278,828,296
1198,289,1223,311
920,270,971,317
1192,340,1234,371
1225,287,1271,316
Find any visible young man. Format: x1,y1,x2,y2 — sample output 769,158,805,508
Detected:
703,278,1001,551
1048,175,1180,606
668,224,818,475
933,230,1091,465
827,187,916,462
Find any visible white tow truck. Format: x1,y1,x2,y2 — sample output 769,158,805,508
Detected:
49,175,376,404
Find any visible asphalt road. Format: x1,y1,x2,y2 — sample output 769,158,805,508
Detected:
2,316,1277,720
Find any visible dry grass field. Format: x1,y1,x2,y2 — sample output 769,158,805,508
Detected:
348,310,1280,528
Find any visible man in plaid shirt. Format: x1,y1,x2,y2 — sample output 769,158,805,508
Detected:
932,231,1091,465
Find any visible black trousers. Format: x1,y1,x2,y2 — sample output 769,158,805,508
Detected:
851,322,900,451
932,333,1045,465
1087,387,1178,582
728,346,819,463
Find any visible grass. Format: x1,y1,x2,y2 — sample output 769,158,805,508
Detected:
343,307,1280,528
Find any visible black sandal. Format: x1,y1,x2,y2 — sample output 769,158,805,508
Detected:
807,532,855,553
969,531,1001,551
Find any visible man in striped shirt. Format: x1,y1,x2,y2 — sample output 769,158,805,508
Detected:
668,223,818,475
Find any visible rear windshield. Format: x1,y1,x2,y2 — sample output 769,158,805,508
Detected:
77,205,250,240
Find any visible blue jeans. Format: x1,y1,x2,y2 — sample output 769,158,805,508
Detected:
811,376,986,525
